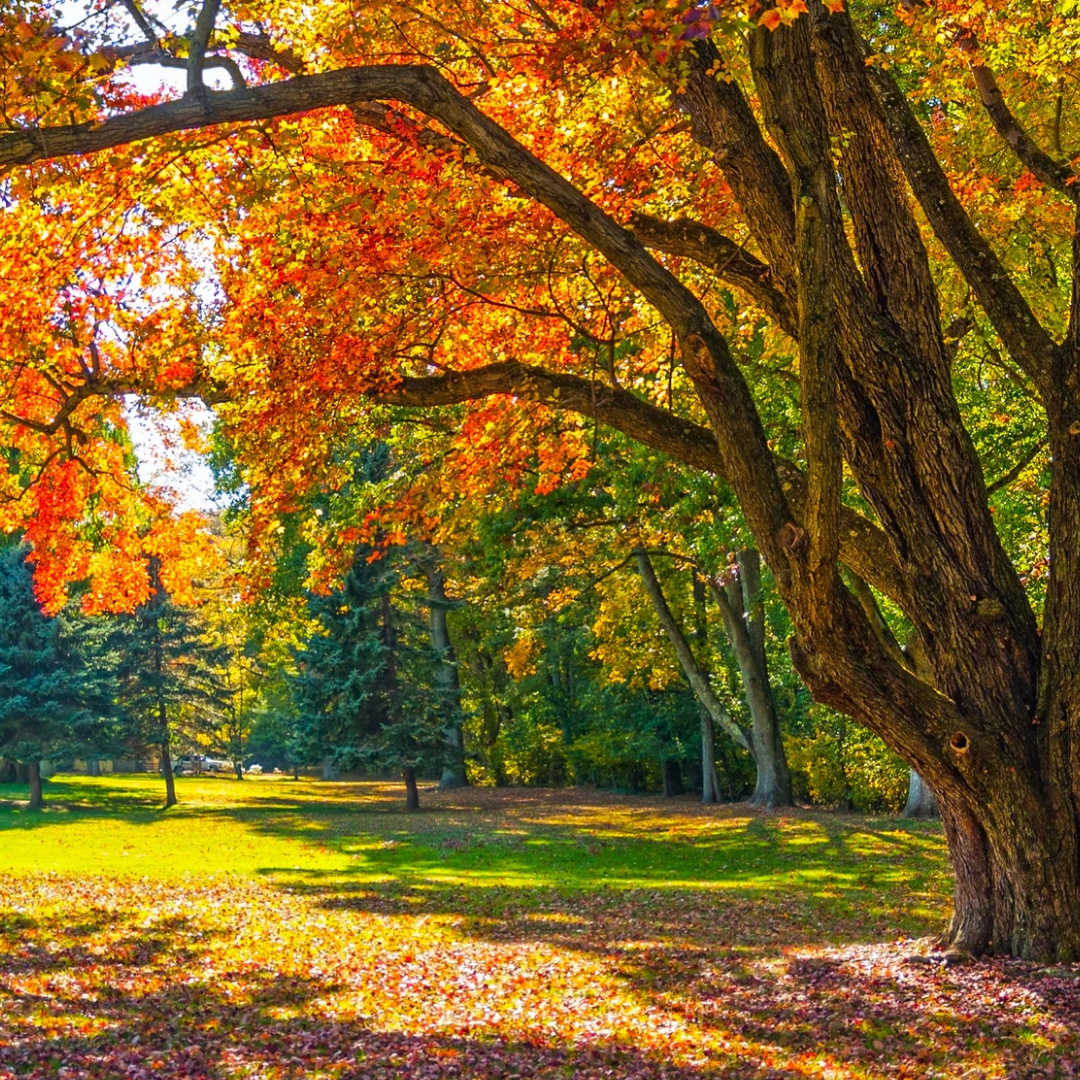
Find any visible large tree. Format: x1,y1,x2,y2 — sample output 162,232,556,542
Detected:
1,0,1078,958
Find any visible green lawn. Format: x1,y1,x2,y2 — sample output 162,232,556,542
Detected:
1,775,1076,1079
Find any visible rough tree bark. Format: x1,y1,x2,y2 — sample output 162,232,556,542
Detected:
12,0,1080,958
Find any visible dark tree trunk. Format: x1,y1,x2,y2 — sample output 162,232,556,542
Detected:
88,759,101,777
160,740,177,808
403,765,420,811
424,556,468,789
903,769,937,819
27,761,44,811
661,758,684,797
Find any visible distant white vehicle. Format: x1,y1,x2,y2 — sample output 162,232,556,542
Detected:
247,764,263,775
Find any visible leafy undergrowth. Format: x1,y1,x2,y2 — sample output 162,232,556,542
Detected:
0,779,1078,1078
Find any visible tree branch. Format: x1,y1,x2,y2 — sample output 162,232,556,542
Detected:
187,0,222,96
864,58,1058,391
627,213,797,337
963,47,1077,198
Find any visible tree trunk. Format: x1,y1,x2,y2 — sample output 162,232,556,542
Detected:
88,759,101,777
661,758,684,797
160,741,177,808
700,709,721,804
634,550,752,758
403,765,420,811
712,550,793,807
27,761,44,810
903,769,937,819
424,557,468,789
235,761,244,780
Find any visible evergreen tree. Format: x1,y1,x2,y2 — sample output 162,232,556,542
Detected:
291,548,444,810
104,558,227,807
0,544,113,809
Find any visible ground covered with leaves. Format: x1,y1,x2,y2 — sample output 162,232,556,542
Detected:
1,778,1077,1078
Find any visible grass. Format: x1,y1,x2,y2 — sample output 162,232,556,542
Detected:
0,775,1077,1079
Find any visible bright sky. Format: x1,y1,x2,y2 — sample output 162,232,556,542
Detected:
121,52,232,513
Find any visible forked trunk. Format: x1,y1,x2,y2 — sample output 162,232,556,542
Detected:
404,765,420,812
714,551,793,808
27,761,44,811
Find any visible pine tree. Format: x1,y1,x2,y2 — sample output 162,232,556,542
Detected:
103,558,227,807
291,548,444,810
0,544,112,809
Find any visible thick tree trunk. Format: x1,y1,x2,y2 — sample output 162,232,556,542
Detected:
88,759,101,777
160,741,177,809
903,769,937,819
424,558,468,790
403,765,420,812
27,761,44,810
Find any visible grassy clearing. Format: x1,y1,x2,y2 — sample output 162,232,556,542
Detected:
0,776,1077,1079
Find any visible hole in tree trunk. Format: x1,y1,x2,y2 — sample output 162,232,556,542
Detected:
949,731,970,754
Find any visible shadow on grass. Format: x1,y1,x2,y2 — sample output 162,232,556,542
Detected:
2,882,1078,1079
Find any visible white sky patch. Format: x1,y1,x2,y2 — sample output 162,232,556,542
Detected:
125,399,220,513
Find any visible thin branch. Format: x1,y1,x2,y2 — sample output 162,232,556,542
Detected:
986,437,1048,495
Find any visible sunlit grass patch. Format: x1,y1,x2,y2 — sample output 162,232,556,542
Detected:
1,777,1076,1078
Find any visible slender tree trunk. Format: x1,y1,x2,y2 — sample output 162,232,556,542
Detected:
27,761,44,810
160,739,177,809
635,550,752,761
904,769,937,819
424,558,468,789
711,551,793,807
700,709,721,804
403,765,420,811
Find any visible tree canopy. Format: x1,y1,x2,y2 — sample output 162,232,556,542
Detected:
2,0,1079,959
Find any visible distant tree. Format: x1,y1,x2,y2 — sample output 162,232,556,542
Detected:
0,545,113,808
291,547,444,810
103,559,227,807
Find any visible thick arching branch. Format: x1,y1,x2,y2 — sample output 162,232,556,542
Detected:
371,362,904,603
0,61,796,578
627,214,797,337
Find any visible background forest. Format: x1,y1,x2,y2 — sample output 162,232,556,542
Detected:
1,423,922,816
